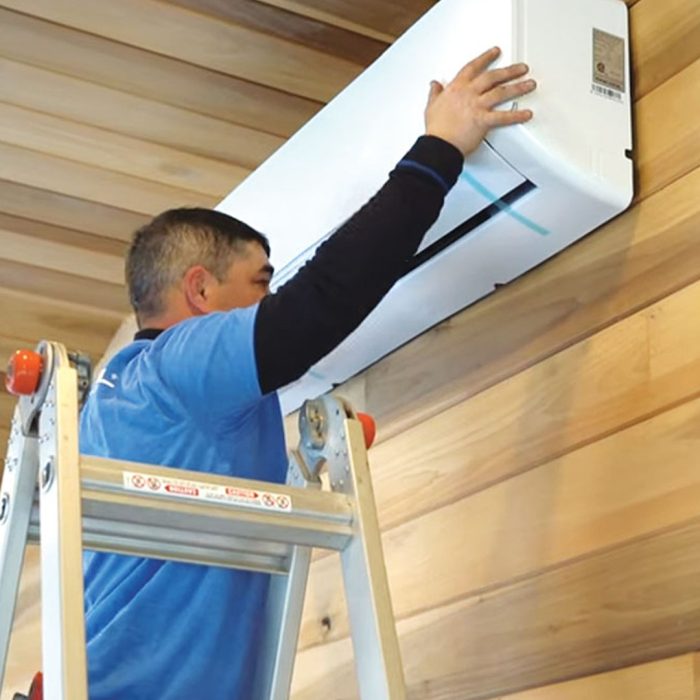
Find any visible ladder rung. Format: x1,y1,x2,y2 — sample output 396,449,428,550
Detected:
28,513,296,574
26,456,355,574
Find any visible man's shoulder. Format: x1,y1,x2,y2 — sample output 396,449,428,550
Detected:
88,306,263,417
155,306,259,348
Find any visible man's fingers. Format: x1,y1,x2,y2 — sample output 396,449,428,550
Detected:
427,79,444,106
425,47,536,155
453,46,501,84
484,108,534,128
473,63,530,94
481,78,536,108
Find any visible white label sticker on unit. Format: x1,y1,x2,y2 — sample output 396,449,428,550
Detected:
123,471,293,512
592,28,625,101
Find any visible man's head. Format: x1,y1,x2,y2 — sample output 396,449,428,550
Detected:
126,208,274,328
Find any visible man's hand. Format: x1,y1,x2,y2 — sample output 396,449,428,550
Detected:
425,46,536,158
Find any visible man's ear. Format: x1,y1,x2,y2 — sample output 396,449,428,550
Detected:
182,265,215,314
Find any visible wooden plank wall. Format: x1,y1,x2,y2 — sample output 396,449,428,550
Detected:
0,0,402,476
287,0,700,697
0,2,428,697
3,0,700,698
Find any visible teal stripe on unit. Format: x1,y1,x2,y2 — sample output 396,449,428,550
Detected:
460,170,550,236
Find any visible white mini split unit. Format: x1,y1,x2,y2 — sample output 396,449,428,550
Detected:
219,0,633,413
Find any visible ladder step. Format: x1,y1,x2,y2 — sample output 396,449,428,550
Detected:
25,456,354,574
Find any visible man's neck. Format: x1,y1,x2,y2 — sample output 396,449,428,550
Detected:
134,328,164,341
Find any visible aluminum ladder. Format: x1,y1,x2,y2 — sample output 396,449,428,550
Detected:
0,340,406,700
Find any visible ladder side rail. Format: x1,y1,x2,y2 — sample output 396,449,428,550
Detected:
38,344,88,700
328,407,407,700
4,339,406,700
254,451,317,699
0,410,40,690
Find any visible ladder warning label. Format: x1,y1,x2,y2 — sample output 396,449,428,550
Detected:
123,471,293,512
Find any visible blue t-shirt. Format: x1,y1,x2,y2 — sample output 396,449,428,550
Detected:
80,306,287,699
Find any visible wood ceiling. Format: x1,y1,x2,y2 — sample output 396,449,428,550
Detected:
0,0,436,451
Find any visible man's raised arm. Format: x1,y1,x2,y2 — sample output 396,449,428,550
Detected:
255,47,536,394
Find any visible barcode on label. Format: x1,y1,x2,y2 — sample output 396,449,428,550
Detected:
591,83,623,101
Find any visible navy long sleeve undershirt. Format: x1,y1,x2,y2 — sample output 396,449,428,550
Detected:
135,136,463,393
254,135,462,394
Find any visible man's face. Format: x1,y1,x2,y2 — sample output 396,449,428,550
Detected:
207,241,274,311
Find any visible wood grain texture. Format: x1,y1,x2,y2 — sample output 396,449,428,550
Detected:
0,102,248,198
0,228,123,285
0,260,129,314
630,0,700,99
636,58,700,200
0,288,122,360
1,1,689,698
0,180,149,241
0,7,320,138
2,546,41,700
498,654,696,700
292,518,700,699
0,0,363,101
164,0,387,66
0,143,217,215
253,0,387,42
289,248,700,543
286,10,699,693
0,214,128,258
0,428,8,463
0,387,14,438
0,58,283,168
360,273,700,534
298,389,700,652
0,287,123,434
6,577,679,700
300,0,700,446
255,0,435,40
359,164,700,444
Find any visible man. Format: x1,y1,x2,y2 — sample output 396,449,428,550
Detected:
81,47,535,699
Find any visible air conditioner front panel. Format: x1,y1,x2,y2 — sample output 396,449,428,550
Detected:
216,0,633,413
496,0,632,207
277,175,619,414
218,0,519,277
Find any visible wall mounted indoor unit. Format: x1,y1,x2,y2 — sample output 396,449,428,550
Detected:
219,0,633,413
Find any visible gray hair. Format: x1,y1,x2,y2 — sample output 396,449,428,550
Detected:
126,207,270,321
